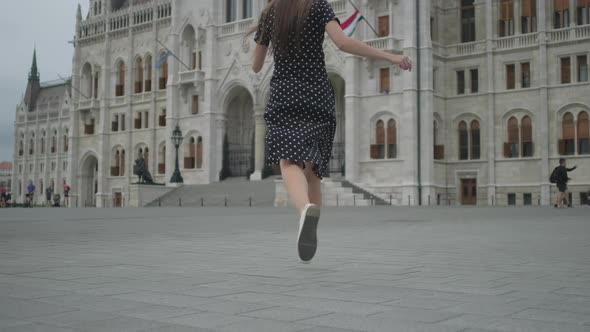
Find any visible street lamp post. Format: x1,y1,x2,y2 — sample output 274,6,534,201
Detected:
170,125,184,184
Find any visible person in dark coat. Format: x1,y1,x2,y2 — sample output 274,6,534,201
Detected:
554,158,577,208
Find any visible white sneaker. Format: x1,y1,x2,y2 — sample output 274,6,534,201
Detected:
297,203,321,262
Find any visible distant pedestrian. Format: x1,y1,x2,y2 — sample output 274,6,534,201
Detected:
63,180,71,207
0,182,7,208
550,158,577,208
26,180,36,207
45,186,53,206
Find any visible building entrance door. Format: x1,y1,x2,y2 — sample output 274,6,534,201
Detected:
461,179,477,205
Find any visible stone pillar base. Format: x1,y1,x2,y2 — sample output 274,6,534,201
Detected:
250,171,263,181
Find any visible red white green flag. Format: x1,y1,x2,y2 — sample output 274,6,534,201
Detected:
341,9,363,37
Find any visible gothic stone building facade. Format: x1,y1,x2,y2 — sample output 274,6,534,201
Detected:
12,0,590,207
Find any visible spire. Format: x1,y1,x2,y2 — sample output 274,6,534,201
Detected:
29,48,40,82
77,3,82,21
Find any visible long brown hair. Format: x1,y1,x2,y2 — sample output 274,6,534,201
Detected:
245,0,314,57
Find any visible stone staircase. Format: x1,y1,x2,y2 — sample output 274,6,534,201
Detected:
146,177,277,207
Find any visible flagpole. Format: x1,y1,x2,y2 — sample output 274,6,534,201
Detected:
346,0,381,38
57,74,90,100
156,39,192,71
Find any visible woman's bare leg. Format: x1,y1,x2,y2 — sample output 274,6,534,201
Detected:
280,160,310,213
303,162,322,207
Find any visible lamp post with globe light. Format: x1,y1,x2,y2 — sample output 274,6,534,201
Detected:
170,125,184,184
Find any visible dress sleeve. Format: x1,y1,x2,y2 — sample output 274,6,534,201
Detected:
318,0,340,28
254,11,271,47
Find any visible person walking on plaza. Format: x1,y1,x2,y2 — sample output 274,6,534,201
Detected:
63,180,71,207
0,182,7,208
247,0,412,262
551,158,577,208
26,180,36,207
45,185,53,206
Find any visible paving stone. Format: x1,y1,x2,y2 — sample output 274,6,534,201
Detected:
511,308,590,325
217,318,312,332
158,311,258,329
0,297,75,319
440,313,590,332
241,306,331,322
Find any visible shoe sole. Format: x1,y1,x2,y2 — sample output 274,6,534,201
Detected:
298,205,320,262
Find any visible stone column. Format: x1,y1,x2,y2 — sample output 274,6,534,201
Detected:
344,55,361,183
569,0,576,26
514,0,521,35
538,0,551,204
474,0,487,41
486,0,497,205
250,105,266,181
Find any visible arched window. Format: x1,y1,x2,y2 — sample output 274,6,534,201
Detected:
387,119,397,158
145,55,152,92
81,63,92,99
19,135,24,156
116,61,125,96
158,143,166,174
40,180,44,196
185,137,197,169
158,52,168,90
63,128,69,153
458,121,469,160
470,120,480,160
51,130,57,154
135,57,143,94
40,131,46,154
111,148,125,177
505,116,519,158
521,116,534,157
29,134,35,155
560,112,575,155
197,137,203,169
143,147,149,170
578,111,589,154
371,120,385,159
434,120,444,160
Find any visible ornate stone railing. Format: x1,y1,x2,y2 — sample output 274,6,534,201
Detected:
330,0,347,15
365,37,402,52
219,18,255,37
548,25,590,43
77,99,101,110
432,41,486,57
156,90,167,100
78,0,171,41
179,70,205,85
494,33,538,50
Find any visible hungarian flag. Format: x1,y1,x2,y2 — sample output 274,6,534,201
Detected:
341,9,363,37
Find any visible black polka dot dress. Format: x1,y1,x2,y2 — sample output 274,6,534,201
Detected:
254,0,339,179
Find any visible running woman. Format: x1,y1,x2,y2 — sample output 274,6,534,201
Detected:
247,0,412,262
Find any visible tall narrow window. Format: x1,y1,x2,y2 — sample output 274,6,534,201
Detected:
93,73,99,99
159,55,168,90
434,121,444,160
116,61,125,97
51,131,57,154
40,132,46,154
470,120,480,160
561,57,571,84
378,15,390,37
459,121,469,160
192,96,199,115
226,0,237,22
578,111,590,154
521,62,531,88
145,55,152,92
158,144,166,174
506,116,520,158
578,55,588,82
499,0,515,37
387,119,397,159
560,112,576,155
578,0,590,25
380,68,390,93
185,137,197,169
554,0,570,28
197,137,203,168
63,129,69,152
242,0,253,19
506,64,516,89
371,120,385,159
135,57,143,94
522,0,537,33
461,0,476,43
521,116,534,157
470,69,478,93
457,70,465,95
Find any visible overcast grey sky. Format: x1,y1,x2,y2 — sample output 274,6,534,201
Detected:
0,1,89,162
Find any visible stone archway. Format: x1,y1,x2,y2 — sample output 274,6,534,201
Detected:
80,154,98,207
222,86,255,178
328,73,346,177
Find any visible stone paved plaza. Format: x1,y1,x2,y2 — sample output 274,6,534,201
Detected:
0,206,589,332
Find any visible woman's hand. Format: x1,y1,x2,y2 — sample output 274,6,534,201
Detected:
389,54,412,71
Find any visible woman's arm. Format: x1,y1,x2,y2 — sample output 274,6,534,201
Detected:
325,21,412,70
252,44,268,73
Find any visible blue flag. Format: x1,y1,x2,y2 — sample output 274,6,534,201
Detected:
156,51,172,68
